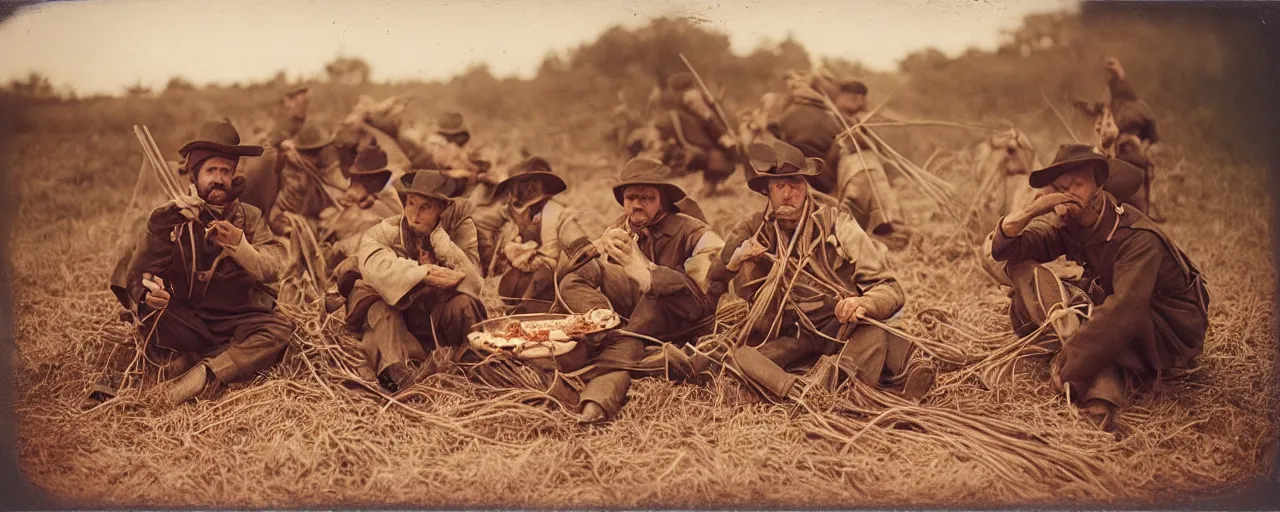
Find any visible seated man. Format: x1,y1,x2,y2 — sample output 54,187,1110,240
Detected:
490,156,591,314
267,120,347,236
121,118,294,406
343,170,487,393
989,144,1209,430
323,146,404,266
709,140,936,402
830,80,909,249
558,156,725,423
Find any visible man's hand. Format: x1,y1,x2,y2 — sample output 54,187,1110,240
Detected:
148,185,202,232
141,273,171,310
423,265,467,289
598,232,652,292
206,220,244,248
280,139,297,152
718,134,738,149
835,296,867,324
1001,192,1081,236
726,238,768,272
504,239,540,271
591,228,632,260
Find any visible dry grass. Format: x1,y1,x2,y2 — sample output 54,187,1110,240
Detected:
7,97,1278,508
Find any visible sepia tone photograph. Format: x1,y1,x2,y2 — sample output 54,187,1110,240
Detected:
0,0,1276,509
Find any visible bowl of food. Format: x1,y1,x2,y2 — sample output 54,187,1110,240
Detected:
467,309,623,360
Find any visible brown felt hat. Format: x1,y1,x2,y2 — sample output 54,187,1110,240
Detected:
177,117,264,158
436,111,469,135
494,156,568,199
349,146,393,190
612,156,686,207
745,140,826,194
1029,144,1144,201
397,169,467,203
293,121,333,150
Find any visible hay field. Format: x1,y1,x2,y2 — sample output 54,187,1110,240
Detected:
6,93,1277,508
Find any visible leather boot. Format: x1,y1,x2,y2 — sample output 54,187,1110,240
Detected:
164,362,211,406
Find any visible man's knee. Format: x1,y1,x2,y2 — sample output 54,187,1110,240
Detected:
365,300,403,330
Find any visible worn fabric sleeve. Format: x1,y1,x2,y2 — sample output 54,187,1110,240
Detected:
430,224,483,298
1057,232,1164,388
990,215,1068,264
357,222,430,305
646,222,713,297
556,208,592,261
833,212,904,321
242,206,287,283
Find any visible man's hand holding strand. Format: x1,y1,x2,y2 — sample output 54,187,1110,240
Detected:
835,296,867,325
141,273,171,310
726,238,768,272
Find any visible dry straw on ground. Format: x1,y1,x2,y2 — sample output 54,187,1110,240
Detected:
8,107,1278,508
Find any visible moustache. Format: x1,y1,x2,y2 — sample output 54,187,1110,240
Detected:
774,205,802,217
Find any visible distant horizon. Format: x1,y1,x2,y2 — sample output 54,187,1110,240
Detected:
0,0,1075,96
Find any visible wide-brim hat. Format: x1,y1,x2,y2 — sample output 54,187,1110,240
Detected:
177,117,264,158
397,170,467,203
494,156,568,199
436,111,469,135
1028,144,1110,188
745,140,826,194
350,146,393,190
294,121,333,150
611,156,687,207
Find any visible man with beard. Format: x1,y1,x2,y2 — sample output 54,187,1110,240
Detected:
120,118,293,406
707,140,936,402
989,144,1209,431
342,170,487,393
557,156,725,423
489,156,592,314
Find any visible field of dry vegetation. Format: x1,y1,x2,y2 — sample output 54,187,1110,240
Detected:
4,4,1277,509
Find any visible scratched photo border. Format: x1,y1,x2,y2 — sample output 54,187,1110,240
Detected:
0,0,1277,509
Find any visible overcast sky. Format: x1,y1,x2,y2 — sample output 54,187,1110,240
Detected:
0,0,1074,96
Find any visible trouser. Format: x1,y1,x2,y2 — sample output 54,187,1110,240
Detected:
358,287,487,374
140,301,294,384
557,258,713,414
746,297,914,394
838,151,906,236
1004,260,1133,407
497,265,557,315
